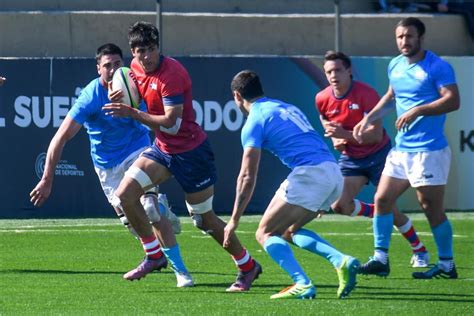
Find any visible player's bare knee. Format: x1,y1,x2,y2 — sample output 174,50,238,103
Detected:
374,192,392,212
255,228,269,246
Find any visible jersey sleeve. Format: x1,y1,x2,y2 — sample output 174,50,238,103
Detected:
315,92,323,113
160,72,185,106
432,59,456,88
241,111,264,149
67,84,94,125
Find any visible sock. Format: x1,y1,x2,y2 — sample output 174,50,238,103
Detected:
374,249,388,264
438,259,454,272
140,235,164,260
374,213,393,251
291,228,345,268
263,236,310,285
232,248,255,273
351,199,374,218
396,219,427,253
432,219,454,266
163,244,187,273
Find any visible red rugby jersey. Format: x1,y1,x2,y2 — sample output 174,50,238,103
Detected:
131,56,206,154
315,81,390,158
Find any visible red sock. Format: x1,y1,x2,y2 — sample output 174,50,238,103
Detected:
352,199,374,218
140,235,164,260
397,219,427,253
232,249,255,273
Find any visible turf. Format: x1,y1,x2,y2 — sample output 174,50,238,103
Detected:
1,213,473,315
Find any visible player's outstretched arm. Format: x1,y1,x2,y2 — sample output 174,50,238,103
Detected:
30,116,81,207
0,76,6,86
223,147,261,248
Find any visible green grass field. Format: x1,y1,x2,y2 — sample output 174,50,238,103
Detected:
1,213,473,315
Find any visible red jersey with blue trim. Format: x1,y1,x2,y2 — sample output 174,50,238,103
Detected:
315,81,390,159
131,55,207,154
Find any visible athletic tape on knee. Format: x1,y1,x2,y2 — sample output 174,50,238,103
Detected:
125,166,153,190
185,196,213,215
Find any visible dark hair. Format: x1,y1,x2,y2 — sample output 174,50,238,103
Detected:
396,17,425,37
323,50,351,69
128,21,160,49
95,43,122,64
230,70,264,101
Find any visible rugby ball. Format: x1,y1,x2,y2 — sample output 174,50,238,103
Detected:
111,67,140,109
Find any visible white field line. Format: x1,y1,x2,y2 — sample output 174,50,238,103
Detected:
0,228,469,238
1,213,473,229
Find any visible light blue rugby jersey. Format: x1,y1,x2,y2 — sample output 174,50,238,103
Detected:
389,50,456,152
241,97,335,169
68,77,150,169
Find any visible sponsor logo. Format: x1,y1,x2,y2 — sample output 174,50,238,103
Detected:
196,177,211,188
35,152,85,179
349,103,360,110
414,69,427,80
35,152,47,180
421,172,434,179
460,130,474,152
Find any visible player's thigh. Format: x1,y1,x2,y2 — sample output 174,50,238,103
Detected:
185,185,214,205
375,174,410,212
258,196,315,237
117,156,171,201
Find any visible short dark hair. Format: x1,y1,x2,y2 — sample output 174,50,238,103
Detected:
323,50,351,69
95,43,122,64
396,17,426,37
230,70,264,101
128,21,160,49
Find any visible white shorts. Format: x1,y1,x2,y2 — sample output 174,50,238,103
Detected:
382,147,451,187
94,146,149,204
276,161,343,212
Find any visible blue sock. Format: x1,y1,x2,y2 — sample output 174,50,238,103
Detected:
263,236,310,285
163,244,187,273
291,228,344,268
373,213,393,251
431,219,453,259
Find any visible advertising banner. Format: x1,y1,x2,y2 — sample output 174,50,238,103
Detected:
0,56,471,218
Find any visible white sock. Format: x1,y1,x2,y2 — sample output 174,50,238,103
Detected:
374,250,388,265
438,259,454,272
351,199,362,217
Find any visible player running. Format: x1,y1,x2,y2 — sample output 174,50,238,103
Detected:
224,70,359,299
30,43,193,287
103,22,262,291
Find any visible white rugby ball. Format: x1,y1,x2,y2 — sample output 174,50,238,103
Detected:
111,67,140,108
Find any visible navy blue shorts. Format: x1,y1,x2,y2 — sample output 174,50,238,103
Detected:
338,141,391,186
141,139,217,194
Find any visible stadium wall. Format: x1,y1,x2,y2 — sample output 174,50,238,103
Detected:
0,56,472,218
0,11,472,57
